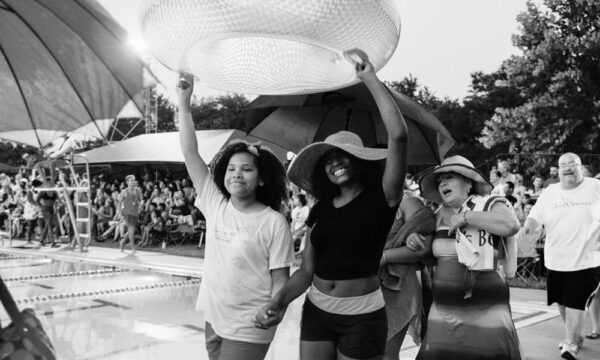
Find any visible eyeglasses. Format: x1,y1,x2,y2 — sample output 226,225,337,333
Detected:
558,162,581,169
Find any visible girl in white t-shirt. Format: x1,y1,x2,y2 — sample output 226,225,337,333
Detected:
177,74,294,360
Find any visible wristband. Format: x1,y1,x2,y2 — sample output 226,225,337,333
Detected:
463,211,468,225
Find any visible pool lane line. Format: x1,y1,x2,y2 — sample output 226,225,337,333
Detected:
2,268,130,283
0,255,35,261
14,278,202,305
42,299,132,316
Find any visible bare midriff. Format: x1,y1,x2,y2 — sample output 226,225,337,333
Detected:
313,274,380,298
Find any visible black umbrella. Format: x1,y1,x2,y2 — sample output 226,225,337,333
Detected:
0,0,158,147
242,82,455,165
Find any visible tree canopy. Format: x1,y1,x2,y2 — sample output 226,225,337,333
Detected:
479,0,600,155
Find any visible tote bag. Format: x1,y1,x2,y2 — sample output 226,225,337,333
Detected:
0,276,56,360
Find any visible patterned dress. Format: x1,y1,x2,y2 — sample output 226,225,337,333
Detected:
416,199,522,360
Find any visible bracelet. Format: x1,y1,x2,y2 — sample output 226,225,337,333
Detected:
463,211,468,225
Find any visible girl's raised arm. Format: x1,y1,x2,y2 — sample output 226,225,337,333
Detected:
177,73,209,193
348,50,408,207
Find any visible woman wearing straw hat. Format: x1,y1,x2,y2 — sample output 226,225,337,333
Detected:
414,155,522,359
254,50,408,360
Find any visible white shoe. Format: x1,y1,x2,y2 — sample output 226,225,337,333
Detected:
560,342,578,360
559,337,583,351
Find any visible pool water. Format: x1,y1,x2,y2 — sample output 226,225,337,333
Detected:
0,253,203,359
0,253,305,360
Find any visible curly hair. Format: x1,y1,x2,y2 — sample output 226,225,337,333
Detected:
209,140,287,212
308,150,384,201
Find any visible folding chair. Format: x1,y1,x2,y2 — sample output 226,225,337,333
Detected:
515,226,543,287
167,224,195,246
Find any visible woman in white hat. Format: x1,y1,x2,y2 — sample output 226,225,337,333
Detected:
414,155,522,360
254,51,408,360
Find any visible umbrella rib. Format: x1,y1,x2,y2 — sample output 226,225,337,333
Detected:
0,42,43,148
6,3,111,143
312,107,332,143
27,0,149,116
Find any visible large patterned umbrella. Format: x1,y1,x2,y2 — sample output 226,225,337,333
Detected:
0,0,157,147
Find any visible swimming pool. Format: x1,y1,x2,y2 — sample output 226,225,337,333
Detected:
0,253,204,359
0,251,559,359
0,252,304,360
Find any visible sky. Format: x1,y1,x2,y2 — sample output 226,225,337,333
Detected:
99,0,528,101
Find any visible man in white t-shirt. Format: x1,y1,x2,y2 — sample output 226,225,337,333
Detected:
524,153,600,360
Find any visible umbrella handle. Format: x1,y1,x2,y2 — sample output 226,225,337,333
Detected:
178,77,191,90
343,48,369,66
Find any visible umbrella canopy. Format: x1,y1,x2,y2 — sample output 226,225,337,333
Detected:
0,0,157,148
243,82,455,165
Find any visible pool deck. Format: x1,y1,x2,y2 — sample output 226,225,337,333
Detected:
2,239,600,359
0,239,204,279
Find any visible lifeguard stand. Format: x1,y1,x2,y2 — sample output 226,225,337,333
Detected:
34,154,92,252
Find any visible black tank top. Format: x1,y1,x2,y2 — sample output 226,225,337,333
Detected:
307,185,398,280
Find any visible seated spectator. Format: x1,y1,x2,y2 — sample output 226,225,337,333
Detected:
490,170,504,195
93,187,108,207
169,194,192,226
141,202,158,227
525,175,544,200
100,211,126,243
0,193,15,231
158,203,171,226
10,202,24,238
542,165,559,188
139,209,165,247
497,160,516,185
93,198,114,239
181,178,194,203
162,186,174,208
503,181,518,207
149,188,164,207
513,173,527,202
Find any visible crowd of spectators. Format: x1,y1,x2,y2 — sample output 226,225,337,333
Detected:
88,172,205,247
0,167,209,249
0,158,597,253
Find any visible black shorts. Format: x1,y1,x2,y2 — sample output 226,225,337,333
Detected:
300,298,387,358
547,267,600,310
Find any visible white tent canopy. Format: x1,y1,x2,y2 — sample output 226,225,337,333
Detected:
73,129,288,165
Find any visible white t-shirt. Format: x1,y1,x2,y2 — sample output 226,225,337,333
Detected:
528,178,600,271
195,177,294,344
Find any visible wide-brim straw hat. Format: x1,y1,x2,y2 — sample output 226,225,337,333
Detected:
419,155,492,204
287,131,387,195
